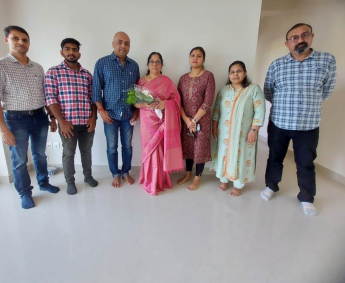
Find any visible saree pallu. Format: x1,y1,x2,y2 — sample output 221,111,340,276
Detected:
137,75,184,195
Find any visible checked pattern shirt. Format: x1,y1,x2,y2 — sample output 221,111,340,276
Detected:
264,50,337,131
92,52,140,121
45,61,93,125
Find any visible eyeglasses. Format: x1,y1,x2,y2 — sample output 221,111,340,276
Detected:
287,32,311,43
229,70,243,75
149,60,162,65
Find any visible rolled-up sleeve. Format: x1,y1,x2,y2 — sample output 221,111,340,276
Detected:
44,69,59,106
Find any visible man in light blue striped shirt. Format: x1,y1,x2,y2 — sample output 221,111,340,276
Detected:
260,23,337,216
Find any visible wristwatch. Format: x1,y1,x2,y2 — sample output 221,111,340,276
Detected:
250,128,257,132
192,118,198,123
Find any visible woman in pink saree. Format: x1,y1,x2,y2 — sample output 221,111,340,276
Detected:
135,52,184,196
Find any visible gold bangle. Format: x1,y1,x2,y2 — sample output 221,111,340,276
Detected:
0,132,11,135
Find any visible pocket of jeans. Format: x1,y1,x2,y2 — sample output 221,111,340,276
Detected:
4,112,21,121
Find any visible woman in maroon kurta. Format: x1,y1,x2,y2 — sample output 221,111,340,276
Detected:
177,47,215,190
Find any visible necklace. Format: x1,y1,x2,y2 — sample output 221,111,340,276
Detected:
188,69,203,99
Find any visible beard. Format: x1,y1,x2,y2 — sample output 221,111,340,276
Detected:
65,58,78,63
294,42,308,54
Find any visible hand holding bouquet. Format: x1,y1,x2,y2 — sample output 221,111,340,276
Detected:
126,85,163,120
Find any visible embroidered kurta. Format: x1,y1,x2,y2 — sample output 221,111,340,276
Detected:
177,70,215,163
210,84,265,184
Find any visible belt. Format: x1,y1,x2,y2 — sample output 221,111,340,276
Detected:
5,107,45,115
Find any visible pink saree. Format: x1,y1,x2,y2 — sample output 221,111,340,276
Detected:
137,75,184,196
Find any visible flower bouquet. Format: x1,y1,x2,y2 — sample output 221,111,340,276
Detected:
126,85,162,120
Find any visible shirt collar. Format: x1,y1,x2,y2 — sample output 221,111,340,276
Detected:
285,48,315,62
110,52,131,64
7,53,34,66
60,60,85,72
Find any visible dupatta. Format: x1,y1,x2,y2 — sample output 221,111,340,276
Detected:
224,83,257,180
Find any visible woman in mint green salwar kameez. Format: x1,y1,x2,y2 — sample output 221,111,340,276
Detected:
210,61,265,196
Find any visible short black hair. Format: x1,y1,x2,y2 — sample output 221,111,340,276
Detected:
60,38,81,51
4,26,29,38
286,23,313,40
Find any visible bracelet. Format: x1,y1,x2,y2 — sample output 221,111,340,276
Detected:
98,108,104,112
0,131,11,135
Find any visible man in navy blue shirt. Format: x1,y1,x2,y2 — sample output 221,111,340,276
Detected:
93,32,140,188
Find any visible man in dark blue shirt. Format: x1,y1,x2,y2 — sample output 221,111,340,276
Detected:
93,32,140,188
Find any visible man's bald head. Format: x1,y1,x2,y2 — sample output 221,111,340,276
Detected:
112,32,131,60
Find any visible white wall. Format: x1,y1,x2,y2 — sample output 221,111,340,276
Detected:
254,0,345,178
1,0,263,168
0,0,11,181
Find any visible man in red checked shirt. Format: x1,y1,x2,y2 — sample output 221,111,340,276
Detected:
45,38,98,195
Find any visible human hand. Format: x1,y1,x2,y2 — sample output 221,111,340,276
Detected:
130,110,139,122
87,116,96,132
99,110,113,124
60,120,74,138
247,130,258,143
212,125,218,139
1,131,16,146
50,118,57,132
155,100,165,110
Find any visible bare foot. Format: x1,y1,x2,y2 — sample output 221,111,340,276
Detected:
177,172,192,185
188,176,201,191
111,176,121,188
230,187,242,196
219,182,228,191
123,174,135,185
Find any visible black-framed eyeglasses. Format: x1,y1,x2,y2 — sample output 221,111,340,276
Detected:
287,32,311,43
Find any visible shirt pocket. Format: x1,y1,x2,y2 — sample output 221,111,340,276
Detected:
307,64,327,89
33,72,44,92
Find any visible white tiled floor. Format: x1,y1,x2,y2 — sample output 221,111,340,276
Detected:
1,142,345,283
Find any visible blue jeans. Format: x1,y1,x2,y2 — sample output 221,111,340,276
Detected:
4,108,50,196
104,119,133,177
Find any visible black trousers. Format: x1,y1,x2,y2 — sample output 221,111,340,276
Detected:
186,159,205,176
265,121,319,203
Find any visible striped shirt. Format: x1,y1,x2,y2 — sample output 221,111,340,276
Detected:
92,52,140,121
264,50,337,131
45,61,93,125
0,53,46,110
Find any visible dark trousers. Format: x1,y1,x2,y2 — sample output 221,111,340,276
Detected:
59,125,95,184
186,159,205,176
265,121,319,203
